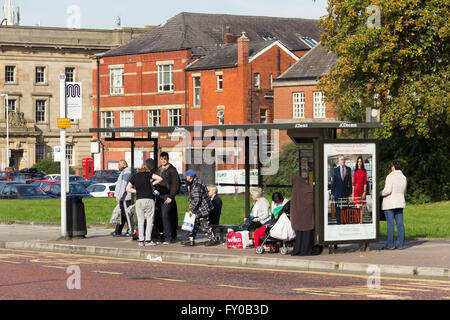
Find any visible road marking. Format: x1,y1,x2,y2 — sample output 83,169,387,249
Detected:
41,265,67,269
2,248,449,287
0,259,21,264
152,277,186,283
93,271,123,275
217,284,259,290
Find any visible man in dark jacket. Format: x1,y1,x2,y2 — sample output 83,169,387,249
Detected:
155,152,180,244
331,155,352,225
181,170,217,247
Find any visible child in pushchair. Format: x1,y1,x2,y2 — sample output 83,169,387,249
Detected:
254,201,295,255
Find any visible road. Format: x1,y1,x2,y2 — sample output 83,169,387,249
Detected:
0,248,449,302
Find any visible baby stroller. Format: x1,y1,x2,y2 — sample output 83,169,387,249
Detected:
255,206,296,255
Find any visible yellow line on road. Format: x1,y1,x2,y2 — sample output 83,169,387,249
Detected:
217,284,259,290
2,248,449,286
93,271,123,275
0,259,21,264
152,277,186,283
41,265,67,269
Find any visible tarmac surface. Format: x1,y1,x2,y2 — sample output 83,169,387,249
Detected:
0,222,449,279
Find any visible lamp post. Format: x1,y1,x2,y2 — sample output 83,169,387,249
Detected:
1,94,9,170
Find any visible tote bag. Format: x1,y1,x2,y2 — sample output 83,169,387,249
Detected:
269,213,296,241
182,212,197,232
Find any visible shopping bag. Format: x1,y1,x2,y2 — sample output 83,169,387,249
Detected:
226,231,250,249
182,212,196,232
109,205,121,225
269,213,295,241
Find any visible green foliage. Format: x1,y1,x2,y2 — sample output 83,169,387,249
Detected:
319,0,449,202
32,156,75,175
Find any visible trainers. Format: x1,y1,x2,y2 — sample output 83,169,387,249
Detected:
138,242,145,247
146,241,157,246
123,232,131,237
162,242,171,245
110,232,120,237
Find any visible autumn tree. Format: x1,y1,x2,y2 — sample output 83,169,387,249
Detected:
317,0,449,202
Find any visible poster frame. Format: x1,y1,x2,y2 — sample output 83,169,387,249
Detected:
315,139,380,246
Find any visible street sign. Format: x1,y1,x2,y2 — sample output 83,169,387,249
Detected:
58,118,71,129
54,146,62,162
66,82,82,120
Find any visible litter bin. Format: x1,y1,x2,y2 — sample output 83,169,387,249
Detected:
66,196,87,238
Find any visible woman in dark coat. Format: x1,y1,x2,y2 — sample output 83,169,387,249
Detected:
290,175,322,256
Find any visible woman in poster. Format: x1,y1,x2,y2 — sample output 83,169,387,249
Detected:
352,156,367,224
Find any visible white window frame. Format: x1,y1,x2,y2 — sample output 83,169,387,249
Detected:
158,64,174,93
217,74,223,91
313,91,326,119
260,109,268,124
35,100,46,123
110,68,124,95
148,109,161,127
193,76,201,108
293,92,305,119
5,66,15,83
35,66,46,84
101,111,114,138
6,99,16,117
120,111,134,137
168,109,182,127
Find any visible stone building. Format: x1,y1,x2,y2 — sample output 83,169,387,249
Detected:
0,24,151,171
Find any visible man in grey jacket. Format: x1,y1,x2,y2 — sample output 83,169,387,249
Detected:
112,160,132,237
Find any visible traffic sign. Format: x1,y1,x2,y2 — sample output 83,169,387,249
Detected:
58,118,71,129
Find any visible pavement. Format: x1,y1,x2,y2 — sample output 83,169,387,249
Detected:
0,222,449,279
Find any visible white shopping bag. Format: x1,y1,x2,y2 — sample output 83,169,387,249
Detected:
182,212,196,232
269,213,296,241
109,205,121,225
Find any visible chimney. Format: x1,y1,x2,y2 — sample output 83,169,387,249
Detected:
223,26,239,44
238,32,249,66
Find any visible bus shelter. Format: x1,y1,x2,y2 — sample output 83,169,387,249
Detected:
91,121,382,249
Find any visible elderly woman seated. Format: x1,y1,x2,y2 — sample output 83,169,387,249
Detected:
234,187,271,232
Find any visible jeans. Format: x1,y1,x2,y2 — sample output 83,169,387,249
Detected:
157,194,176,242
385,208,405,249
136,199,155,243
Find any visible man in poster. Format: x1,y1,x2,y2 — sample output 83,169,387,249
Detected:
331,156,353,225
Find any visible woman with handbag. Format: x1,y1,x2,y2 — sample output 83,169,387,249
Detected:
352,156,368,224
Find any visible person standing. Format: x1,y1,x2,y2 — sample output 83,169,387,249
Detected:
381,160,407,250
352,156,368,224
331,155,352,225
182,170,216,247
155,152,180,244
112,160,132,237
126,159,163,247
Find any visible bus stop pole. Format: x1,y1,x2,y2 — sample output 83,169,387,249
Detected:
59,74,67,239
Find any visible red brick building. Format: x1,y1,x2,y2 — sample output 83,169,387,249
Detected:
272,44,338,146
92,12,322,170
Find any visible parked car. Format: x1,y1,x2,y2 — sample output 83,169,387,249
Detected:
0,181,21,193
12,173,44,184
45,183,93,198
76,180,96,189
86,183,116,198
45,175,86,182
93,170,120,177
31,180,60,193
88,176,118,183
0,184,52,199
44,174,60,181
19,168,47,177
0,171,15,181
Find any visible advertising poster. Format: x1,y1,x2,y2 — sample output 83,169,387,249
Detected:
323,142,377,242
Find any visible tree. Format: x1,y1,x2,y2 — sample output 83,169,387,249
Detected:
318,0,449,202
318,0,449,139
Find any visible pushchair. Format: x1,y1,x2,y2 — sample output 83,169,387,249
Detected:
255,212,296,255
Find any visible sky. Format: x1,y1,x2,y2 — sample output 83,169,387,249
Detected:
10,0,329,28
